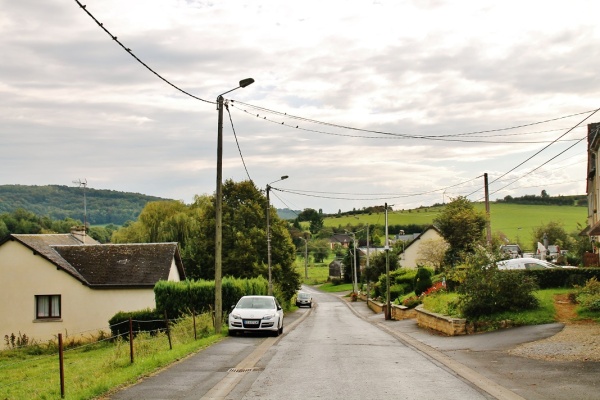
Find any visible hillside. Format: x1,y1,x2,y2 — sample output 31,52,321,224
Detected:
324,202,587,250
0,185,169,225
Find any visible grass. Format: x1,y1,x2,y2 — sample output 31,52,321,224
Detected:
324,203,586,251
317,282,354,293
0,315,224,400
420,288,573,327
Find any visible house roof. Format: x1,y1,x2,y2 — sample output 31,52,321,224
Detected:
329,234,352,244
402,225,443,252
54,243,184,287
1,234,185,288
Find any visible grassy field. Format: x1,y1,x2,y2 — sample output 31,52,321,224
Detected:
324,203,587,250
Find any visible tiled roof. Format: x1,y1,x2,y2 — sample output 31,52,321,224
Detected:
7,234,94,283
53,243,183,287
1,234,184,288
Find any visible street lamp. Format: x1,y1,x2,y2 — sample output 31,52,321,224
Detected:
266,175,288,295
214,78,254,334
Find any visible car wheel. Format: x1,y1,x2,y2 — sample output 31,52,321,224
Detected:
228,330,236,336
279,324,283,335
309,303,312,308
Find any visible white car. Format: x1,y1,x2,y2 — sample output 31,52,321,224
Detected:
228,295,284,336
497,257,559,270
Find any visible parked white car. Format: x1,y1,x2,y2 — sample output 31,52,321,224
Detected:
228,295,284,336
497,257,559,270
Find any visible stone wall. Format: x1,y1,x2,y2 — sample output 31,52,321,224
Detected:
391,304,416,320
415,305,466,336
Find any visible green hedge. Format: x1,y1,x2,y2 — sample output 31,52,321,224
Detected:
154,276,269,318
108,308,164,338
525,268,600,289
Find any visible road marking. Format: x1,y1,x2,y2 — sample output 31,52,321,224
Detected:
202,307,312,399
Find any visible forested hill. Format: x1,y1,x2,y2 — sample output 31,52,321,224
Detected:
0,185,169,225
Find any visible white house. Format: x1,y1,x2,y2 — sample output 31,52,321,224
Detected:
398,226,447,269
0,233,185,342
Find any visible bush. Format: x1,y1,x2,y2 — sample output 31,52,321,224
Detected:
458,267,539,319
414,267,433,296
574,277,600,312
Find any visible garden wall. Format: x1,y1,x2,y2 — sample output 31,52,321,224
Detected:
415,305,466,336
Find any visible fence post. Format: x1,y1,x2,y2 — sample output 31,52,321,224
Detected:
164,310,172,350
58,333,65,398
193,310,197,341
129,317,134,364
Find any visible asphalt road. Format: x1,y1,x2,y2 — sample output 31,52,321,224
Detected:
109,287,600,400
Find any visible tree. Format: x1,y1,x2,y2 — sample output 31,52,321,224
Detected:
416,238,449,273
530,221,568,251
310,239,330,263
433,197,487,264
110,180,300,302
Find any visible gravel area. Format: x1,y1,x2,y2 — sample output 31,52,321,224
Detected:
508,295,600,362
508,324,600,361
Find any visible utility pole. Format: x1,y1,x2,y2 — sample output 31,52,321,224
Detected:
484,173,492,245
214,78,255,334
366,223,370,302
385,203,391,320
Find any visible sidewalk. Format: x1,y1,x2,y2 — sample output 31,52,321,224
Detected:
341,296,600,400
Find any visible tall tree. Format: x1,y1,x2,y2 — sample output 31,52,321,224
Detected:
433,196,487,264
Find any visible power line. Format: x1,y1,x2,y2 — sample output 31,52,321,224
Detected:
74,0,213,105
231,100,592,142
488,108,599,189
225,102,252,182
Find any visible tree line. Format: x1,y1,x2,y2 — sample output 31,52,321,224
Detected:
0,184,166,225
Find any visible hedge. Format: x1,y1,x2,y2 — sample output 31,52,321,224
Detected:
524,268,600,289
154,276,269,318
108,308,164,338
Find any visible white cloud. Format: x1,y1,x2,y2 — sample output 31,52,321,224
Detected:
0,0,597,214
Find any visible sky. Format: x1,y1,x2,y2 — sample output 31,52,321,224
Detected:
1,0,599,214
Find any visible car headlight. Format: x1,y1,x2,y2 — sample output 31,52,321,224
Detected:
231,313,241,320
262,313,275,320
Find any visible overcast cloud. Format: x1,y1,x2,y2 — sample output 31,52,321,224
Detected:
1,0,599,214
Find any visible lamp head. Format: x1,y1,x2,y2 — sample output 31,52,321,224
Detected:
239,78,255,88
281,175,289,180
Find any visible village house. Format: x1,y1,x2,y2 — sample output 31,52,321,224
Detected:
0,232,185,342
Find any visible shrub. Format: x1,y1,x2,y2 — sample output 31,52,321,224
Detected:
414,267,433,296
574,277,600,312
458,267,539,319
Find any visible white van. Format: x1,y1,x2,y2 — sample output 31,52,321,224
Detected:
496,257,558,270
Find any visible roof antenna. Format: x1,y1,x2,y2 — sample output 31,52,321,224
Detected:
73,179,88,244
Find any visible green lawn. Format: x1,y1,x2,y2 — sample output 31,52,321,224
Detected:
324,203,586,251
421,288,574,327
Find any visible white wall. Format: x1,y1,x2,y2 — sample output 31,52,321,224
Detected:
399,229,444,269
0,241,157,342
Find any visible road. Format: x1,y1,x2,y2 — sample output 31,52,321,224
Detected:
110,287,495,400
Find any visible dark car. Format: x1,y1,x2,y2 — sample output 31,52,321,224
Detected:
296,292,312,308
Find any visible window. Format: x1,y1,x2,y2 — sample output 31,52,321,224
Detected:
35,295,61,319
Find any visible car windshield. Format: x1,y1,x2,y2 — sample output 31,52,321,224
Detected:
298,293,310,299
236,297,275,309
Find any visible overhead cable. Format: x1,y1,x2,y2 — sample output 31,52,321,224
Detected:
74,0,213,104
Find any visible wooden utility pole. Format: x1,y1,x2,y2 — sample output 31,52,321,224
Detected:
484,173,492,245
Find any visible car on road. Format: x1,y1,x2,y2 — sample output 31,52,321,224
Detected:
296,292,312,308
497,257,559,270
228,295,284,336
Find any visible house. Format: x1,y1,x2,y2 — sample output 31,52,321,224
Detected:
0,233,185,342
398,226,447,269
329,234,352,250
586,122,600,265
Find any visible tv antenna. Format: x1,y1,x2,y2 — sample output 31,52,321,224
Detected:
73,179,88,243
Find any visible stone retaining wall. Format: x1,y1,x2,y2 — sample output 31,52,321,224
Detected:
415,305,466,336
391,304,416,320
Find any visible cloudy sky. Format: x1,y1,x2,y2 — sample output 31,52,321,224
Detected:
2,0,599,213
